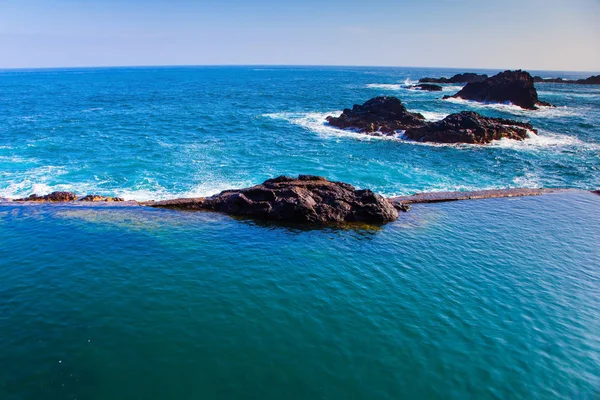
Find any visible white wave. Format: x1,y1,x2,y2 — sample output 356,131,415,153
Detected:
263,111,600,152
442,85,464,92
512,172,542,188
418,111,448,121
488,130,600,151
181,178,255,198
81,108,103,113
0,155,38,163
366,83,403,91
443,97,579,117
383,183,508,198
404,78,417,85
264,111,403,141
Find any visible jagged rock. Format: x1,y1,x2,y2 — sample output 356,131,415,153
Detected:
325,96,426,135
79,195,124,202
410,84,443,91
444,70,553,110
404,111,536,144
15,191,78,202
151,175,399,224
419,73,488,84
534,75,600,85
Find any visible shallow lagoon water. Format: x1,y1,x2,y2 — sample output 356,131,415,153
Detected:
1,192,599,399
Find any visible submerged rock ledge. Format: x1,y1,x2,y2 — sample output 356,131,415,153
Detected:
389,188,563,207
5,185,593,226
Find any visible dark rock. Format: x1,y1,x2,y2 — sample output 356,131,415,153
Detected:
444,70,553,110
420,73,488,84
410,84,443,92
577,75,600,85
326,96,426,135
151,175,399,224
534,75,600,85
79,195,124,202
404,111,536,144
15,191,78,202
592,190,600,196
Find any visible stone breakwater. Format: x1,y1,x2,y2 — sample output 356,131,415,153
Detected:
3,178,594,226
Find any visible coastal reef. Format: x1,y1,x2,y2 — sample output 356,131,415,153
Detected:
410,84,443,91
326,97,536,144
404,111,536,144
14,192,124,202
150,175,399,224
443,70,553,109
533,75,600,85
325,96,426,135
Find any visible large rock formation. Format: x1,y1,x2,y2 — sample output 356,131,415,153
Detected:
444,70,553,110
326,96,426,135
410,84,443,92
404,111,536,144
533,75,600,85
419,73,488,84
151,175,399,224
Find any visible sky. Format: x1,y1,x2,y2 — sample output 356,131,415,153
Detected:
0,0,599,71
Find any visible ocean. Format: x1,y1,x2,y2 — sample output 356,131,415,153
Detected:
1,66,599,399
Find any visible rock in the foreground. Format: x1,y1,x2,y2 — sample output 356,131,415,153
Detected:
326,96,426,135
420,73,488,84
151,175,399,224
404,111,537,144
410,84,443,91
444,70,553,110
15,191,78,202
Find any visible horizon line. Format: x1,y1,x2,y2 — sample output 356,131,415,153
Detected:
0,63,598,74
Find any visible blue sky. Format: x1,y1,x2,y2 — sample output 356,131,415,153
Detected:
1,0,598,70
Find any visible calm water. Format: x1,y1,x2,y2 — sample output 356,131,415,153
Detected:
1,192,599,399
1,67,600,399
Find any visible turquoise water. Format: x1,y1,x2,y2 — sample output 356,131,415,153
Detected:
0,66,599,199
1,192,599,399
1,67,600,399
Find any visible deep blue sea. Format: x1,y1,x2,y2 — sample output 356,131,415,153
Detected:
1,66,600,399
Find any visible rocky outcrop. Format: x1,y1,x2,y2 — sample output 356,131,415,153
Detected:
13,192,124,202
327,97,537,144
151,175,399,224
444,70,553,110
79,195,124,202
533,75,600,85
404,111,536,144
410,84,443,91
15,191,78,202
326,96,426,135
420,73,488,84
